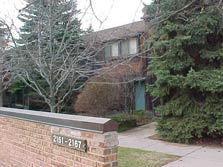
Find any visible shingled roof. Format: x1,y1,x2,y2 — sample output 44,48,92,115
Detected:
84,21,146,43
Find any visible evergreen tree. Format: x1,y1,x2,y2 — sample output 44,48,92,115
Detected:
146,0,223,143
14,0,90,113
0,21,10,106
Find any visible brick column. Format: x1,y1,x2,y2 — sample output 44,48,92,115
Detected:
0,107,118,167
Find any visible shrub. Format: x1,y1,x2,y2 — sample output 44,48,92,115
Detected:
74,77,125,116
74,62,143,116
156,95,223,143
109,111,150,132
109,113,137,132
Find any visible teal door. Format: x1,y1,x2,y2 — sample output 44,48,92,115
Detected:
134,81,145,110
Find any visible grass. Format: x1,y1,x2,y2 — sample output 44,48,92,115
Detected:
118,147,179,167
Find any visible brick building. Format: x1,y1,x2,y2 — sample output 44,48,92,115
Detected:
75,21,152,115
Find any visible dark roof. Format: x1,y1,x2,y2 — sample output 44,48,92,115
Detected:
84,21,146,43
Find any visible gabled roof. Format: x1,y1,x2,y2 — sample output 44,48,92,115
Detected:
84,21,146,43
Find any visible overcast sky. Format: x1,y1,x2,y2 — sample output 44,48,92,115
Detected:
0,0,152,31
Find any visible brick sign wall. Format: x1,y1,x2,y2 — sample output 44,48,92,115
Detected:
0,108,118,167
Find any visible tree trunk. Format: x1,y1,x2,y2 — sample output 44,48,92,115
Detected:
0,93,3,107
49,97,56,113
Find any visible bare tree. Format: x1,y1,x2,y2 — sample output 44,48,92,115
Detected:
12,0,97,113
2,0,148,114
0,20,12,106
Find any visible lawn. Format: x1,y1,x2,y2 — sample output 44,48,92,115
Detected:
118,147,179,167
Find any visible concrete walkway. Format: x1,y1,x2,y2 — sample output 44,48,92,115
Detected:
118,122,223,167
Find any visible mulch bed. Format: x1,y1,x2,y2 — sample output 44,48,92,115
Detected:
195,137,223,146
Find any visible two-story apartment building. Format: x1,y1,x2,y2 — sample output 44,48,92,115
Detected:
85,21,146,61
75,21,152,115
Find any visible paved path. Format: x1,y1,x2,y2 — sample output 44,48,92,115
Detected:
118,122,223,167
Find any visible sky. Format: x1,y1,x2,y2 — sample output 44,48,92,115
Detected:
0,0,152,31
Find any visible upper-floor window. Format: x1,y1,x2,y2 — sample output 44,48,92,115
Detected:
129,38,137,54
112,42,119,57
104,42,119,58
104,44,112,58
120,40,129,57
104,38,138,58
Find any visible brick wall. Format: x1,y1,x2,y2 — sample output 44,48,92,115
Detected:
0,108,118,167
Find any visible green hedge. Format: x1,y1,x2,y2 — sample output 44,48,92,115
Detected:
109,111,150,132
156,95,223,143
109,113,137,132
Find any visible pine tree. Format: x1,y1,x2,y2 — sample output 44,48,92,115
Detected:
0,21,10,106
146,0,223,143
18,0,82,56
14,0,90,113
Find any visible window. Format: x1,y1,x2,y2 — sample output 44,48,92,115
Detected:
104,42,119,58
111,43,119,57
129,38,137,54
104,38,138,59
120,38,138,57
120,40,129,57
104,45,111,58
